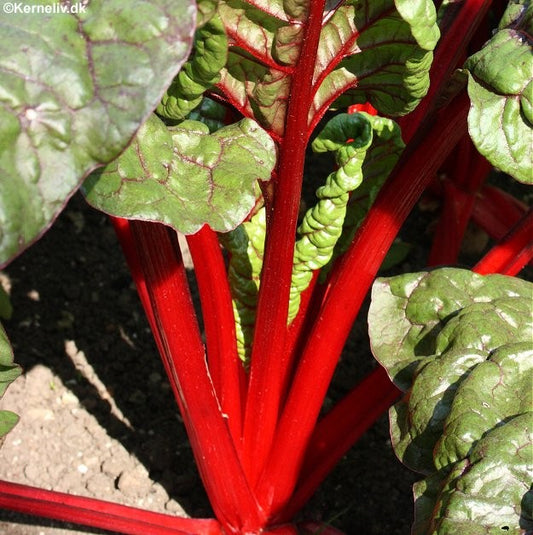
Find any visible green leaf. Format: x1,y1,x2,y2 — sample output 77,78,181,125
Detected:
84,114,275,234
216,0,439,136
0,410,19,439
157,1,228,121
434,341,533,470
0,0,196,267
464,2,533,184
289,112,404,321
414,414,533,535
315,0,439,117
219,208,266,363
368,268,532,390
368,268,533,534
0,324,21,438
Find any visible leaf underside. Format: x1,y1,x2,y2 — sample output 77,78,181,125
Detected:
0,0,196,267
215,0,439,137
368,268,533,534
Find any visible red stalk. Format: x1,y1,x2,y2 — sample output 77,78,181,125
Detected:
0,480,221,535
471,184,529,240
257,93,470,518
186,226,246,447
242,0,327,487
428,138,492,266
473,208,533,276
125,221,264,532
112,217,158,333
279,367,401,522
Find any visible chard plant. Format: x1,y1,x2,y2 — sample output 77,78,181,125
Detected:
0,0,531,534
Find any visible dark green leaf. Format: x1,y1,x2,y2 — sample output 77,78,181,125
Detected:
84,114,275,234
0,0,196,267
465,2,533,184
369,268,533,534
414,414,532,535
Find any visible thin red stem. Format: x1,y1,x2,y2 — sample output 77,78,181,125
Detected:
474,208,533,276
186,226,246,447
0,480,221,535
428,140,492,266
125,221,264,532
279,368,400,522
256,93,470,519
471,184,529,240
242,0,327,488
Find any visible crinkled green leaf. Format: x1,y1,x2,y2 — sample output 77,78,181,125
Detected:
434,342,533,470
389,347,488,474
0,0,196,267
368,268,532,391
0,324,21,438
368,268,533,534
464,2,533,184
319,113,406,277
216,0,439,136
157,1,228,121
84,114,275,234
414,414,533,535
289,112,403,320
317,0,440,117
219,208,266,362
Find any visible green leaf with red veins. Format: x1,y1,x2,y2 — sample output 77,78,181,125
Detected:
464,1,533,184
215,0,439,137
0,0,196,268
83,114,275,234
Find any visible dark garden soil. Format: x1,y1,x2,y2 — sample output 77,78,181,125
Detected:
0,192,427,534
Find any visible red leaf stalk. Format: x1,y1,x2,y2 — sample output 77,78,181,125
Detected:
471,184,529,240
0,480,221,535
242,0,327,487
186,226,246,448
257,92,470,518
279,367,400,522
428,137,492,266
123,221,264,531
474,207,533,276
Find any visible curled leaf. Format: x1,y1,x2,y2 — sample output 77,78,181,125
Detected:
219,208,266,362
158,1,228,121
289,112,403,321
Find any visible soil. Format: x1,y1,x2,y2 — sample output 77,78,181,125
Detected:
0,193,420,534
